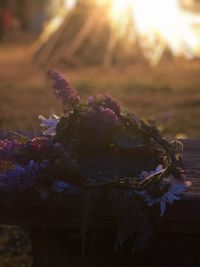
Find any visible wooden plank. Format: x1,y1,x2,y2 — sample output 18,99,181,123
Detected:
30,227,72,267
181,139,200,199
30,231,200,267
0,139,199,235
1,137,200,267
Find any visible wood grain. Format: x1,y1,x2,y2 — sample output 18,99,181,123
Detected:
0,139,199,235
1,135,200,267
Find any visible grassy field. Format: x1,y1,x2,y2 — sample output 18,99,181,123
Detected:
1,52,200,137
0,44,200,266
1,78,200,137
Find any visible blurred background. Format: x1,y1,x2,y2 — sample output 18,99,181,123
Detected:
1,0,200,266
0,0,200,138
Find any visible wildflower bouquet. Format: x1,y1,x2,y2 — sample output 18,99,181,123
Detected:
0,71,191,250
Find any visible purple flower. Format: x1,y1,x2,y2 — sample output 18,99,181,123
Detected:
84,106,118,133
0,139,21,160
39,114,60,136
0,160,48,191
0,140,9,155
47,70,80,106
97,94,121,115
87,95,95,105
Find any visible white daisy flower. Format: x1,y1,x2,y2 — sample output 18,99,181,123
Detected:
136,165,191,216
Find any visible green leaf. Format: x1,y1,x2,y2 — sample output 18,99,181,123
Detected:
113,131,146,149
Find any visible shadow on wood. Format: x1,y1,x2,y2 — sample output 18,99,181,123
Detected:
0,139,200,266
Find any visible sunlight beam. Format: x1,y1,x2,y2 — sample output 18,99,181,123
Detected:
106,0,200,64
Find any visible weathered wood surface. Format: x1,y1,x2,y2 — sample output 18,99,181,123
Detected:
1,137,200,267
0,139,199,235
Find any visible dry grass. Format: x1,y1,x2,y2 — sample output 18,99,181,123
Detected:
0,49,200,137
1,80,200,136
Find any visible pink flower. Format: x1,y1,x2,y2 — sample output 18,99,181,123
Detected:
0,140,8,152
87,96,95,105
84,106,118,133
30,137,51,153
0,139,21,159
97,94,121,115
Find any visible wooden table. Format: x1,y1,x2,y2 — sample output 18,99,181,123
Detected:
0,139,200,267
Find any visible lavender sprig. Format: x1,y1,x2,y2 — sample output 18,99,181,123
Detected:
47,70,80,107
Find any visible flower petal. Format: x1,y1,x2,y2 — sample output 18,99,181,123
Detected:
39,114,60,136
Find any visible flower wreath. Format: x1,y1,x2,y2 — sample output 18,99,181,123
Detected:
0,71,191,250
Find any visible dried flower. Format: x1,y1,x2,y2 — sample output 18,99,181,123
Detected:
84,106,118,133
97,94,121,115
0,139,21,160
87,95,95,105
47,70,80,106
29,137,51,153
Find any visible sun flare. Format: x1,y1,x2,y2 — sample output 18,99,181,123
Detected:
35,0,200,65
106,0,200,64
